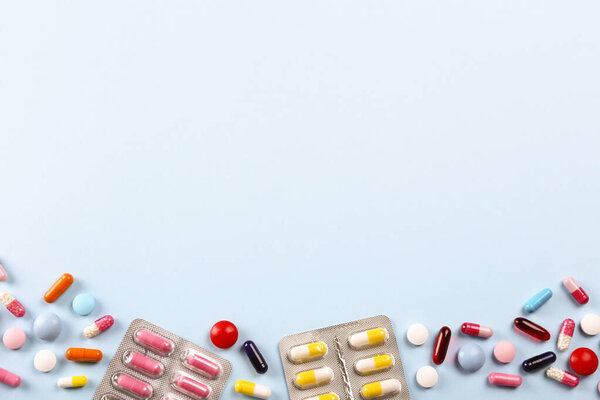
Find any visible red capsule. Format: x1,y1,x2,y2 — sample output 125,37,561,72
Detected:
514,317,550,341
461,323,493,338
432,326,451,365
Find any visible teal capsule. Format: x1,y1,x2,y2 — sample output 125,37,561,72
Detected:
524,288,552,313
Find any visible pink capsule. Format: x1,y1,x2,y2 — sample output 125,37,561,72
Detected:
557,319,575,352
172,373,211,399
488,373,522,387
134,329,174,356
563,277,589,305
0,291,25,317
0,263,7,281
83,315,114,338
123,351,164,378
0,367,21,387
113,373,153,399
182,350,221,378
546,367,578,387
461,322,493,338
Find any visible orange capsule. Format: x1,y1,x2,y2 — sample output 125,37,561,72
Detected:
44,273,74,303
65,348,103,362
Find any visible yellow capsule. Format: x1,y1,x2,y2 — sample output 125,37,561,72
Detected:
354,354,394,375
360,379,401,399
288,342,328,363
235,380,271,399
304,393,339,400
57,376,87,388
349,328,388,349
294,367,334,389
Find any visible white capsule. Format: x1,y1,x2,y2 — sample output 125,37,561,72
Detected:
294,367,334,389
57,376,88,388
348,328,388,350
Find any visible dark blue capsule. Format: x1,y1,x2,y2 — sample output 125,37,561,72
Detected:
522,351,556,372
243,340,268,374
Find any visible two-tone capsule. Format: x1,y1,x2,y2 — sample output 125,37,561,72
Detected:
288,342,328,364
488,373,522,387
360,379,401,399
123,351,164,378
0,291,25,317
0,367,21,387
294,367,334,389
182,349,221,378
304,394,339,400
522,351,556,372
243,341,268,374
58,376,87,388
349,328,388,350
44,273,74,303
523,288,552,313
546,367,579,387
514,317,550,341
461,323,493,338
563,277,589,305
354,354,394,375
66,348,103,362
432,327,451,365
557,319,575,351
235,380,271,399
83,315,114,338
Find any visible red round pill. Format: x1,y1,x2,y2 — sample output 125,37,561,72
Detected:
569,347,598,376
210,321,238,349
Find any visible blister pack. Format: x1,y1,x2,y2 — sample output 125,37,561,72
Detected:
93,319,232,400
279,315,410,400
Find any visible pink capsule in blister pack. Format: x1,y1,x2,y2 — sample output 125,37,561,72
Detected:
93,319,232,400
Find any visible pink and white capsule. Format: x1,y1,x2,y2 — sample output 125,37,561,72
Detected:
563,277,589,305
557,319,575,352
0,291,25,317
84,315,114,338
546,367,578,387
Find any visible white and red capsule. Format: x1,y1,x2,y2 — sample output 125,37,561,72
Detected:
563,277,589,305
557,319,575,352
460,323,493,338
0,291,25,317
546,367,579,387
83,315,114,338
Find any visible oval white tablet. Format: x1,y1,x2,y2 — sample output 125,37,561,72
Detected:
34,349,57,372
416,366,438,388
580,314,600,336
406,324,429,346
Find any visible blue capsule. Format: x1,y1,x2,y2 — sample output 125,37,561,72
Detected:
522,351,556,372
523,288,552,313
243,340,268,374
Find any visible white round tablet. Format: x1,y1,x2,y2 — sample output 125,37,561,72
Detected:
416,366,438,388
581,314,600,336
407,323,429,346
34,349,57,372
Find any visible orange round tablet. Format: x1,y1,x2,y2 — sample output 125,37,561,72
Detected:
43,273,74,303
65,348,103,362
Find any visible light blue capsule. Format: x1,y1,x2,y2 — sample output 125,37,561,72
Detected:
523,288,552,313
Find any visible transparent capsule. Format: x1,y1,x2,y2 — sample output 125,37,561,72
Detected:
294,367,334,389
0,291,26,317
557,319,575,352
181,349,221,378
348,328,388,350
546,367,579,387
123,351,164,378
360,379,401,399
112,373,153,400
84,315,114,338
354,354,394,375
288,342,328,364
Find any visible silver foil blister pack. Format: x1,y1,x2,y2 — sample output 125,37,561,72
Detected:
279,315,410,400
93,319,232,400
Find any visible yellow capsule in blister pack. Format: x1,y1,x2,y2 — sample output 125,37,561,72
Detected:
288,342,328,364
354,354,394,375
348,328,388,350
294,366,334,389
360,379,401,399
304,393,339,400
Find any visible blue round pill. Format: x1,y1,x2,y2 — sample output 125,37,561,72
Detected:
457,343,485,372
72,293,96,316
33,312,62,341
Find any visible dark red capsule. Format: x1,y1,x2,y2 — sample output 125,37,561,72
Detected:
514,317,550,341
432,326,451,365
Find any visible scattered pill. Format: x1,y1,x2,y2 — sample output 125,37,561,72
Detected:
112,373,153,399
57,376,87,388
493,341,516,364
210,320,238,349
243,340,268,374
563,277,589,305
181,349,221,378
3,327,26,350
172,373,211,399
133,329,173,355
0,263,7,281
522,351,556,372
304,394,339,400
557,318,575,352
44,273,74,303
569,347,598,376
458,343,485,372
66,348,103,362
355,354,394,375
235,380,271,399
123,351,164,378
33,312,62,341
360,378,401,399
84,315,114,338
0,291,26,317
523,288,552,313
546,367,578,387
294,367,334,389
416,366,438,388
432,326,451,365
349,328,388,350
0,367,21,387
488,373,522,387
34,349,57,372
460,322,493,338
406,323,429,346
580,314,600,336
288,342,328,364
514,317,550,341
72,293,96,316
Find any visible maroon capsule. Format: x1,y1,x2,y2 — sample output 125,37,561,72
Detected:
433,326,451,365
514,317,550,341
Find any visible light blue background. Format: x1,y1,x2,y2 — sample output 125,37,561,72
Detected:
1,1,600,399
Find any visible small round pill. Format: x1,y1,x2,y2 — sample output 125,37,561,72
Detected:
34,349,57,372
33,312,62,341
72,293,96,316
494,341,516,364
210,320,238,349
458,343,485,372
406,323,428,346
580,314,600,336
416,366,438,388
3,327,26,350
